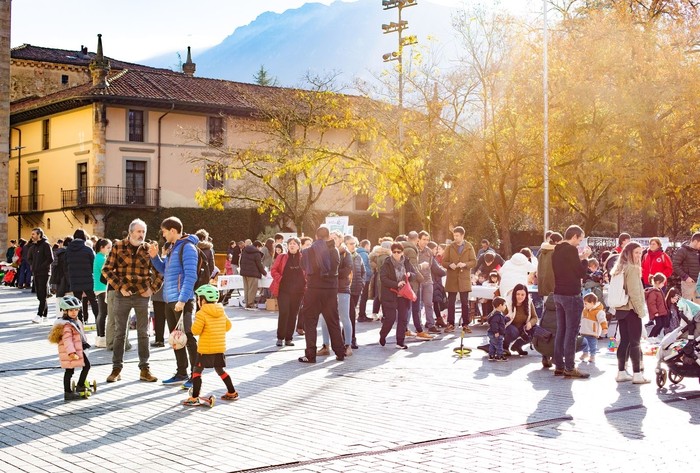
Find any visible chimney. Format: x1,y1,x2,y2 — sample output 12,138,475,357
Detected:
81,45,88,55
89,34,111,88
182,46,196,76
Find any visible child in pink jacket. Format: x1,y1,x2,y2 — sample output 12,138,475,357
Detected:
48,296,91,401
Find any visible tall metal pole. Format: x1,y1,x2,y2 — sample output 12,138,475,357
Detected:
543,0,549,240
397,4,405,234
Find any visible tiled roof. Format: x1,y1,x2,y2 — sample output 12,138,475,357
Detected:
11,44,173,73
10,68,284,122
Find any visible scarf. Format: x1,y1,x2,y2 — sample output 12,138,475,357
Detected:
391,255,406,282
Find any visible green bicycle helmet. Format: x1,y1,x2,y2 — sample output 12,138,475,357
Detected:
195,284,220,303
59,296,82,311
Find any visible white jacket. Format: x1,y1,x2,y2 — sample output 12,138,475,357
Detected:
499,253,537,298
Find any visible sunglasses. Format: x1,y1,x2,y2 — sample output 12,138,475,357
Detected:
393,250,403,254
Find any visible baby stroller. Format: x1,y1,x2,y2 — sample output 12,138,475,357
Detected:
655,298,700,388
2,265,16,286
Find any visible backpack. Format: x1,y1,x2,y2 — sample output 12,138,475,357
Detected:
607,272,628,308
179,242,212,290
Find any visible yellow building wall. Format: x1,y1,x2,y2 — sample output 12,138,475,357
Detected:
9,107,96,243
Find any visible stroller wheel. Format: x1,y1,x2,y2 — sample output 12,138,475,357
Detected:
656,369,667,388
669,372,684,385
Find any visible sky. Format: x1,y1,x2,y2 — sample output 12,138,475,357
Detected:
11,0,532,63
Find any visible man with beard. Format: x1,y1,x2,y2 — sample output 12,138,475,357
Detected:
102,219,162,383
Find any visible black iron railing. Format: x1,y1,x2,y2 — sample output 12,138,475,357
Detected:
61,186,159,209
9,194,44,214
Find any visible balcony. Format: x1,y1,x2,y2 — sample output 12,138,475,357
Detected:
9,194,44,215
61,186,159,209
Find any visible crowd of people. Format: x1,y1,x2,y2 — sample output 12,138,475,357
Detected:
5,220,700,402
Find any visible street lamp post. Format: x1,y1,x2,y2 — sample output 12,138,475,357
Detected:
382,0,418,235
11,127,24,240
543,0,550,240
443,178,452,242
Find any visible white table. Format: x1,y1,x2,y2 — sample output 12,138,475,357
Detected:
217,275,272,291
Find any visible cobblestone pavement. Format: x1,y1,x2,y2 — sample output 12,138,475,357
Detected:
0,286,697,472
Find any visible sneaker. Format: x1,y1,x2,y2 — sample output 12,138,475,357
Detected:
150,341,165,348
296,328,305,336
276,339,283,347
64,392,85,401
316,345,330,356
106,368,122,383
497,355,508,362
183,396,215,408
345,345,353,357
298,356,315,363
416,331,434,341
632,372,650,384
351,340,358,349
563,368,590,379
553,368,565,376
428,326,441,334
579,353,589,362
616,371,633,382
182,378,193,389
443,324,455,333
162,374,188,386
31,315,42,324
285,340,295,347
488,354,495,361
221,391,239,401
139,368,157,382
395,344,408,350
405,330,416,337
94,336,107,348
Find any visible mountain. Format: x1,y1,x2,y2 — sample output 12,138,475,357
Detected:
146,0,460,87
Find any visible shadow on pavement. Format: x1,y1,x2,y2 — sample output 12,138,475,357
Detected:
526,368,575,438
605,382,648,439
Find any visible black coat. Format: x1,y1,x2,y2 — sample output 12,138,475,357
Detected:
65,239,95,292
28,238,53,277
379,256,416,309
50,248,71,296
239,245,266,278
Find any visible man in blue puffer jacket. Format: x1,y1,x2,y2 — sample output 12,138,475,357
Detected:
148,216,200,386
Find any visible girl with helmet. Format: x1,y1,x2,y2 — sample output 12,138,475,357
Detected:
48,296,92,401
181,284,238,407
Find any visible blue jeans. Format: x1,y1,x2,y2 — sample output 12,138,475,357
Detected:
553,294,583,371
488,332,504,356
322,293,352,345
581,335,598,356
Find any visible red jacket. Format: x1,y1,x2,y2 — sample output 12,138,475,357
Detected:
644,287,668,320
270,252,305,297
641,249,673,286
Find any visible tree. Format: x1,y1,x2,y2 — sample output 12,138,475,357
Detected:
253,65,278,87
188,74,377,235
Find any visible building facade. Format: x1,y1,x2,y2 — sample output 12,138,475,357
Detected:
8,36,392,245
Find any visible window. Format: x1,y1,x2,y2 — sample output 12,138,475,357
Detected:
355,194,370,211
77,163,88,206
61,75,69,85
208,116,224,146
128,110,144,142
125,160,146,204
29,170,38,211
206,164,226,190
42,119,49,150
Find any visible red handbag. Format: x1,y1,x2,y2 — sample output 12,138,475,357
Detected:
391,275,417,301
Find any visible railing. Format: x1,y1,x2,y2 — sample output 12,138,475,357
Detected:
9,194,44,214
61,186,159,209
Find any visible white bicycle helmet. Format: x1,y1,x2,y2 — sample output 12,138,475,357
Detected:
59,296,82,311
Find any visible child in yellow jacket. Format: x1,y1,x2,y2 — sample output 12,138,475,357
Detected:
580,293,608,363
182,284,238,407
